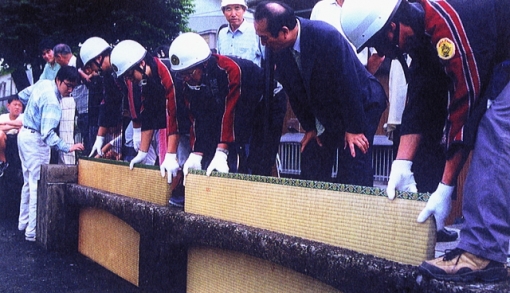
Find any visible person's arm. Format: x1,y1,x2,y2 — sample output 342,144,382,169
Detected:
300,130,321,153
217,55,242,144
0,120,22,132
159,58,179,153
366,50,385,75
206,142,230,176
40,96,70,152
95,142,112,158
166,133,179,153
89,126,109,157
441,148,469,186
78,68,96,83
394,133,421,161
216,142,228,152
386,134,421,199
139,129,154,152
40,100,84,154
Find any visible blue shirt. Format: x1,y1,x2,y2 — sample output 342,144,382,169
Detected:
18,79,70,152
216,20,264,67
39,62,61,80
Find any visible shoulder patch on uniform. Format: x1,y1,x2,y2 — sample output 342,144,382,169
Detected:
436,38,455,60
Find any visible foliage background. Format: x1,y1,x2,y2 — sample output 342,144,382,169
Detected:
0,0,194,83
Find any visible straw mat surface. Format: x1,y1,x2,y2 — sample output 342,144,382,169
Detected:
78,158,170,205
78,208,140,286
185,171,435,265
187,246,341,293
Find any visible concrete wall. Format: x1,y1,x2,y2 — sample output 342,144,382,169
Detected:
36,164,504,293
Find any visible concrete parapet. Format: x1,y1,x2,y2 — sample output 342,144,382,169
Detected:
37,164,510,292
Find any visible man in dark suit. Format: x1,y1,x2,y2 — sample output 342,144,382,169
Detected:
254,1,387,186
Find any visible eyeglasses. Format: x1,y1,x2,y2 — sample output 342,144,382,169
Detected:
175,69,197,80
63,81,76,90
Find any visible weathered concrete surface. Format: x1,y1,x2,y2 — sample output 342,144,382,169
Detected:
37,165,80,252
38,165,510,293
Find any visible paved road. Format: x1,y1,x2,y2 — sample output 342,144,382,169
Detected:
0,217,143,293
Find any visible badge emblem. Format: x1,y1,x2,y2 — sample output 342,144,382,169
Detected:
171,55,180,66
436,38,455,60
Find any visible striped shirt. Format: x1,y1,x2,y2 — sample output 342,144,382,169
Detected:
18,79,70,152
421,0,510,149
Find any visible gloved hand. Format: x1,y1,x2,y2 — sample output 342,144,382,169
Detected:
129,150,147,170
88,136,105,157
133,127,141,151
160,153,179,184
386,160,417,200
206,149,229,176
183,153,203,185
417,183,454,231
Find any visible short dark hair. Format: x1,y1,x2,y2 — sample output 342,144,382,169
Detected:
56,66,80,83
53,43,72,57
7,95,21,104
392,1,423,28
254,1,296,38
153,45,170,59
39,38,55,53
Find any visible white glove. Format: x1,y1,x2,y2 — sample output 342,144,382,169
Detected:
129,150,147,170
417,183,454,231
183,153,203,186
206,149,229,176
160,153,179,184
386,160,417,200
133,127,141,151
89,136,105,157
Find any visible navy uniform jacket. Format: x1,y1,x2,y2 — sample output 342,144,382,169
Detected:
274,18,386,137
97,71,126,128
403,0,510,155
178,54,270,155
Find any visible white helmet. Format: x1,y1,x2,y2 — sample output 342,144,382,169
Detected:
341,0,401,52
80,37,110,66
169,32,211,72
221,0,247,9
110,40,147,76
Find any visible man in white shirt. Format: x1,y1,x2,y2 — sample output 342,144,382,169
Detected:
53,43,79,164
217,0,264,66
0,96,24,177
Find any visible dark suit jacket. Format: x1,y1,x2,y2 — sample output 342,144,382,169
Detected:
274,18,386,136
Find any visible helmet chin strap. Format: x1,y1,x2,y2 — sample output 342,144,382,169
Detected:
137,62,148,86
93,56,105,74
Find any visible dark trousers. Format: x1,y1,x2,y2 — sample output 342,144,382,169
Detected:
301,103,383,187
77,113,99,156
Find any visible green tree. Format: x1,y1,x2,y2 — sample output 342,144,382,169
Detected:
0,0,194,87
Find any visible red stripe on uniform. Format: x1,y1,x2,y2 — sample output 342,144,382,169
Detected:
423,0,481,147
215,54,242,143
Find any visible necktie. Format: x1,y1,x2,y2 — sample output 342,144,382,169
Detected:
290,48,325,135
291,49,302,73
